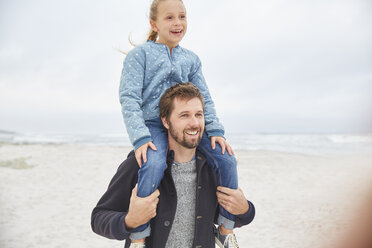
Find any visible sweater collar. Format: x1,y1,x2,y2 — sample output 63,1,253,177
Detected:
166,150,206,168
147,40,181,51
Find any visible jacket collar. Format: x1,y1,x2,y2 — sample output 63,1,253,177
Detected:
166,150,175,166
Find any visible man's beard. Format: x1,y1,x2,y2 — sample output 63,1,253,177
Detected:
168,121,202,149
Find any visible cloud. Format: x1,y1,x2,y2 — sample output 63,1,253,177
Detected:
0,0,371,134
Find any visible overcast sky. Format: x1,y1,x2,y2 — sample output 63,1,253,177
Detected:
1,0,371,135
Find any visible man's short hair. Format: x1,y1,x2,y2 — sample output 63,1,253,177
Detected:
159,82,205,121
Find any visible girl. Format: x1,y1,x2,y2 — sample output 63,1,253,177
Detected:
119,0,239,246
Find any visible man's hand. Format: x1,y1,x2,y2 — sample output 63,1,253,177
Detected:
216,186,249,215
124,185,160,229
211,136,233,155
135,141,157,167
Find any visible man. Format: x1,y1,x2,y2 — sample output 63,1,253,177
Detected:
91,83,255,247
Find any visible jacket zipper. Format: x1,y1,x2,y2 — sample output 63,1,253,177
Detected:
192,155,203,247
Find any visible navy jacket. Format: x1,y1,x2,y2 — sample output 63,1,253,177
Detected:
91,150,255,247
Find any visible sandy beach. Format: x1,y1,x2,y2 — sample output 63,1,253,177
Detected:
0,143,371,248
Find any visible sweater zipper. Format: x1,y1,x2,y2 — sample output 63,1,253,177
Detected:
166,46,175,84
166,46,173,61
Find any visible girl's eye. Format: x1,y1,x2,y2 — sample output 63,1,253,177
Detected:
180,15,186,19
167,16,173,20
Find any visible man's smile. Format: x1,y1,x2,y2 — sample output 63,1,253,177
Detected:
185,129,199,136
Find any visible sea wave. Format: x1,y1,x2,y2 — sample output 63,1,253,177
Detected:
226,133,372,155
1,132,371,155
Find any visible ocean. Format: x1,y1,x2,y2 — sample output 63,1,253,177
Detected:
1,131,371,156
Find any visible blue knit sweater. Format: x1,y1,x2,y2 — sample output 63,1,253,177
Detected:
119,40,224,149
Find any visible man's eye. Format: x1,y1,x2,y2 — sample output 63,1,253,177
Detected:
196,113,203,117
181,114,188,118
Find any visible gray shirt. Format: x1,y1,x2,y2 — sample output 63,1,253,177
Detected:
165,159,197,247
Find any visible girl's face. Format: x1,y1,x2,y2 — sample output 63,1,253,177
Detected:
150,0,187,49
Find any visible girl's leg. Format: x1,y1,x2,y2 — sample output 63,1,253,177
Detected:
130,118,168,240
198,132,238,230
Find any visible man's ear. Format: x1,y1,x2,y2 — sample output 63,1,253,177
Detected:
150,20,159,32
161,117,169,130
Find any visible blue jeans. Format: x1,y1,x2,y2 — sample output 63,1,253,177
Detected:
130,118,238,240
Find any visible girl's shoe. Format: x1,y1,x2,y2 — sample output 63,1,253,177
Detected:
215,226,239,248
129,242,145,248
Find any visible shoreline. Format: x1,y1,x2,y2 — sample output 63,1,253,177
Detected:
1,141,371,157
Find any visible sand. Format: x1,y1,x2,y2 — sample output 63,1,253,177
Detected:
0,143,371,248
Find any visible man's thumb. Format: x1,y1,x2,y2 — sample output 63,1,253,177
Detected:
131,184,138,197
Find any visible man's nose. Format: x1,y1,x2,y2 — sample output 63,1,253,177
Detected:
189,116,199,127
